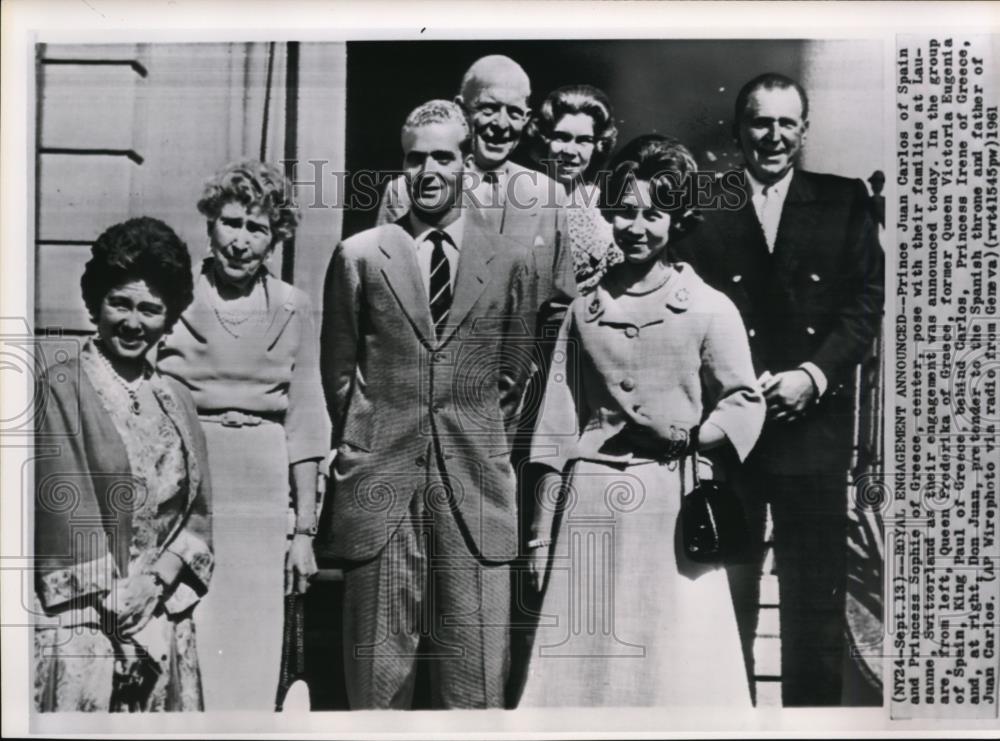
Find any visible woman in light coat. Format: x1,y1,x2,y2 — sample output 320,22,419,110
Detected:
35,217,212,712
518,135,765,707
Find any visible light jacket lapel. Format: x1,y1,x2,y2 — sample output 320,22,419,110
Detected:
261,274,296,350
377,223,436,345
440,218,495,345
499,161,539,237
150,378,202,512
176,268,218,343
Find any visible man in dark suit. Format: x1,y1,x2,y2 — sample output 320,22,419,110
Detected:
677,73,885,705
318,100,536,709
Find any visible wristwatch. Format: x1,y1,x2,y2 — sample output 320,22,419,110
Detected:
294,523,318,537
527,537,552,550
149,570,169,594
662,424,699,461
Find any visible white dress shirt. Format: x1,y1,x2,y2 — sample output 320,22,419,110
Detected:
407,211,464,299
746,167,793,254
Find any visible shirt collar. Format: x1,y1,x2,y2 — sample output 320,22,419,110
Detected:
467,157,508,183
745,167,794,198
407,210,465,251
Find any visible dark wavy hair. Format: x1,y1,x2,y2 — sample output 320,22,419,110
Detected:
528,84,618,180
599,134,703,242
196,159,300,243
81,217,194,327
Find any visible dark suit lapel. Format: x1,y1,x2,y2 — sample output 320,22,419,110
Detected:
377,223,435,345
773,170,821,273
440,218,495,345
717,179,771,270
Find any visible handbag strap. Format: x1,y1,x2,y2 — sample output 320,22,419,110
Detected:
689,425,701,488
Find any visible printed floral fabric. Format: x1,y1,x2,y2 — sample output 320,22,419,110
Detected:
84,342,190,575
564,184,623,292
34,613,204,712
34,339,209,712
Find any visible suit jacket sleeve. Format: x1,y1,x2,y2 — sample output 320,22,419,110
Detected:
284,291,331,463
809,180,885,385
34,370,118,610
529,307,584,473
499,248,540,441
321,242,361,444
699,296,766,462
537,206,578,354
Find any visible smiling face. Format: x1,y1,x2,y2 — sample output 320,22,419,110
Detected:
738,85,808,185
548,112,597,184
96,279,168,362
611,178,673,265
402,120,466,218
463,82,529,171
209,201,274,289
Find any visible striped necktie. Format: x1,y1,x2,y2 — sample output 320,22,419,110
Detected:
427,230,452,339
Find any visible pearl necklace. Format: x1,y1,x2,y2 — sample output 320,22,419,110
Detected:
94,340,146,415
211,276,266,339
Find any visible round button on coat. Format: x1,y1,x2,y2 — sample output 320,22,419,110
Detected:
620,377,636,392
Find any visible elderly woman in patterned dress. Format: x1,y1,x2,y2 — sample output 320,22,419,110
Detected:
34,217,212,712
158,159,328,711
529,84,621,291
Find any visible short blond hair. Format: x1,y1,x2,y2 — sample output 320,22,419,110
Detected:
401,99,471,147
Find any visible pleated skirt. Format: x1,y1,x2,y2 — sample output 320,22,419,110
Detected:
518,458,750,707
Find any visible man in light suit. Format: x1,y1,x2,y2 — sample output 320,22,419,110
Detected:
375,57,576,702
677,73,885,705
376,55,573,310
318,100,536,709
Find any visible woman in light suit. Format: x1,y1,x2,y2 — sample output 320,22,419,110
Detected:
518,135,765,707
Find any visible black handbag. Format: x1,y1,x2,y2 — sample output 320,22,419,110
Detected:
680,455,750,563
275,592,310,711
111,639,163,712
